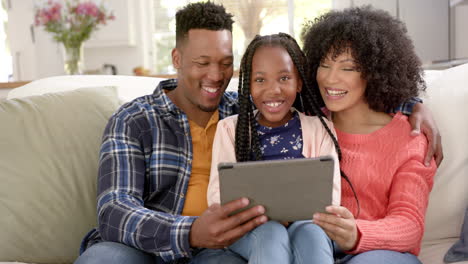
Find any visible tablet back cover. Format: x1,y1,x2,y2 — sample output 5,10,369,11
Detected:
219,156,334,222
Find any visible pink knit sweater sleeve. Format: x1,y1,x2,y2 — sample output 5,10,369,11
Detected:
349,136,436,255
207,116,237,207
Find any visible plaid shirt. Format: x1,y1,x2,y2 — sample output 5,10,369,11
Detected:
393,97,423,115
80,78,419,262
80,79,238,263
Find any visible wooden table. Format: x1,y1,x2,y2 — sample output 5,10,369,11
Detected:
0,81,31,100
0,81,30,89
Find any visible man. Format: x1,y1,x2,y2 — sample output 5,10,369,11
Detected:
75,2,442,264
75,3,266,264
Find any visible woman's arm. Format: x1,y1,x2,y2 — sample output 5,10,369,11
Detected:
314,136,436,255
350,156,435,254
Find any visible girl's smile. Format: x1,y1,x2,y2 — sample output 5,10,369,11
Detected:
250,45,302,128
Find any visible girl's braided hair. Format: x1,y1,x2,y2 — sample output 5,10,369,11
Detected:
235,33,359,216
235,33,341,162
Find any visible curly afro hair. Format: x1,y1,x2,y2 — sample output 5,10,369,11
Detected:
302,6,426,112
175,2,234,47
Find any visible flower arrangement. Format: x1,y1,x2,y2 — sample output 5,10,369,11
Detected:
34,0,114,74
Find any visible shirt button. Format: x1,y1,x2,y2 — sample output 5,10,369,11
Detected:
180,193,185,198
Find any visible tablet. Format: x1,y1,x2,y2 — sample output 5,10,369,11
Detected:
218,156,334,222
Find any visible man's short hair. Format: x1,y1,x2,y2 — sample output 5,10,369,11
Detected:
175,2,234,47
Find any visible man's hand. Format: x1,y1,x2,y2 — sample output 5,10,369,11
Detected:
409,103,443,167
189,198,267,249
313,206,358,251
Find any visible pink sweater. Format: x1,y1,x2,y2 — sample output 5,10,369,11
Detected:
338,113,436,256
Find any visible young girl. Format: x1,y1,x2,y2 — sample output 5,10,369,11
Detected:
296,6,438,264
207,33,344,263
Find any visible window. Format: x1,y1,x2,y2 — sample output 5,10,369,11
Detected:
0,0,12,82
151,0,331,74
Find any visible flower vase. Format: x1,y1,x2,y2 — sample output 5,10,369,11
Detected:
61,43,84,75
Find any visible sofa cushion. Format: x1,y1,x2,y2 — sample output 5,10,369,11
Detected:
420,239,468,264
6,75,163,103
421,63,468,247
0,86,121,263
444,207,468,263
6,75,239,102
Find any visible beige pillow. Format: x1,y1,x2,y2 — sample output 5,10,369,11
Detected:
422,63,468,244
0,86,121,263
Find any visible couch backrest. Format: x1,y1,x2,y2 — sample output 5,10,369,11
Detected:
0,86,121,263
1,64,467,262
6,74,240,102
421,63,468,245
7,75,164,103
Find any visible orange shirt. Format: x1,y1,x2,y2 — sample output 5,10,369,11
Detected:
181,110,219,216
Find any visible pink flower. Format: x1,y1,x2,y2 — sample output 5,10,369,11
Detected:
48,2,62,21
75,2,100,17
34,1,62,26
34,0,114,44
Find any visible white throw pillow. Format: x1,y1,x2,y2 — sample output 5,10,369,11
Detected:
7,75,240,102
7,75,163,103
422,63,468,244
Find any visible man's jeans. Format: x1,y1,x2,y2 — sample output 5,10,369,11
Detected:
228,221,291,263
74,241,247,264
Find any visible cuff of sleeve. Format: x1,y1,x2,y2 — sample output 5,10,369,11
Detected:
345,220,378,255
405,97,423,115
411,97,423,103
393,97,423,115
170,215,198,259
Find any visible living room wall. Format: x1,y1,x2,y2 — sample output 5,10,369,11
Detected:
4,0,468,81
5,0,153,81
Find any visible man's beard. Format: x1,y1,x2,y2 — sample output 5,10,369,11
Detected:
198,103,219,113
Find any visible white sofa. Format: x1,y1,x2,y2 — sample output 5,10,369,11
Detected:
0,64,467,264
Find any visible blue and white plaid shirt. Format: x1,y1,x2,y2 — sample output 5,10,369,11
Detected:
80,79,238,262
393,97,423,115
80,78,419,263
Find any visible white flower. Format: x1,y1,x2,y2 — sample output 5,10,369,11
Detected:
291,135,303,150
269,135,281,145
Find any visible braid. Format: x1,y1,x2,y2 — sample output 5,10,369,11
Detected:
277,33,340,157
279,33,361,217
235,33,358,216
236,32,360,216
235,35,263,161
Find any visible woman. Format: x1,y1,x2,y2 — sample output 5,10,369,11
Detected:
292,6,437,264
